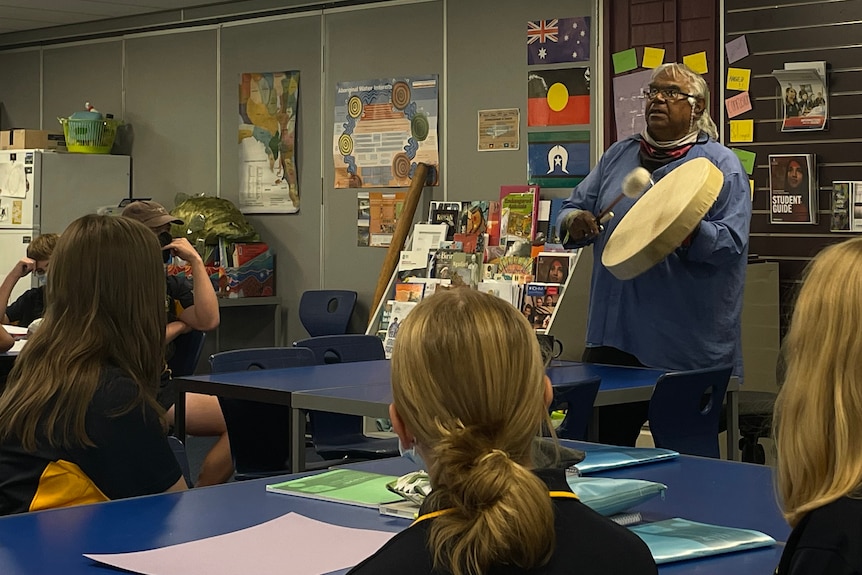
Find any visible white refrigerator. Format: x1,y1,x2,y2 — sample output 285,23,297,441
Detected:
0,150,131,302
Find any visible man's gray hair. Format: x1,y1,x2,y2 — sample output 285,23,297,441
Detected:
650,63,719,140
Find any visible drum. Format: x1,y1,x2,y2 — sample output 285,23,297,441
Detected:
602,157,723,280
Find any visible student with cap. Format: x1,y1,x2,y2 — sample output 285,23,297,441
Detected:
1,233,59,328
122,200,232,486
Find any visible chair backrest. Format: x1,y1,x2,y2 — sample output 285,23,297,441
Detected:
209,347,318,478
167,330,207,377
210,346,317,373
648,365,733,458
292,335,387,455
293,334,385,365
550,376,601,441
298,290,357,337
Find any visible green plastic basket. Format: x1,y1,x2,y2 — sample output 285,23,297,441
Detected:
58,117,121,154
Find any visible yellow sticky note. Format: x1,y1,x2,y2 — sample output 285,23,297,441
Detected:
683,51,708,74
729,119,754,143
726,68,751,91
749,179,755,201
642,47,665,68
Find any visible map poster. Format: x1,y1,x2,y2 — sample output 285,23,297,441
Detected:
238,71,300,214
334,75,439,189
478,108,520,151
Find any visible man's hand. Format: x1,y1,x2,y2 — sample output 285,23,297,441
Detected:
165,238,202,264
564,210,600,241
11,258,35,279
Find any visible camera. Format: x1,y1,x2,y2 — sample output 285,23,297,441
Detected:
158,231,173,264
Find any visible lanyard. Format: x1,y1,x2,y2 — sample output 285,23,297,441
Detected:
411,490,579,527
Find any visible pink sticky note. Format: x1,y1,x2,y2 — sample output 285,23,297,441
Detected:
725,92,752,119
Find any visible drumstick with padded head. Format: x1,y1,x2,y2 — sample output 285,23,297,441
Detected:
596,167,652,225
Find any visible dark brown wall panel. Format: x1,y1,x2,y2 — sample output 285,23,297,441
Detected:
725,0,862,333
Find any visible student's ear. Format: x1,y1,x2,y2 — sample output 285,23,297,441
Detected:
543,375,553,409
691,97,705,116
389,403,413,447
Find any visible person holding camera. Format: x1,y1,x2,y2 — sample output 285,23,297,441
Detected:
121,200,231,486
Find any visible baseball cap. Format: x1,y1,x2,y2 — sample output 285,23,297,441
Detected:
121,200,184,229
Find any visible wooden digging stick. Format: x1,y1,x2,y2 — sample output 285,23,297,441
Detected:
369,162,429,324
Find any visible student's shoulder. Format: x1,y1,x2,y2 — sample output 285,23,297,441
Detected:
347,524,433,575
552,499,657,573
798,497,862,547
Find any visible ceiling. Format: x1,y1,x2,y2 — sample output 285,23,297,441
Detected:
0,0,225,35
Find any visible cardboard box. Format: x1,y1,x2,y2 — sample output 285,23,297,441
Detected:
167,250,275,298
0,130,66,150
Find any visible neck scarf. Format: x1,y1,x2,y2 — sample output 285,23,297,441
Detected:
638,130,700,173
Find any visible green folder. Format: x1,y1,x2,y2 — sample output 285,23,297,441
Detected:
266,469,403,509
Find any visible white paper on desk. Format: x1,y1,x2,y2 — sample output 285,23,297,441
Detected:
84,512,395,575
9,339,25,353
3,325,28,336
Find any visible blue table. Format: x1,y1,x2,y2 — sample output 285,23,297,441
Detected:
175,361,740,471
0,446,785,575
289,363,740,470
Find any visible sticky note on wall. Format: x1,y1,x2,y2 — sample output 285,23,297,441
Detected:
729,119,754,143
726,68,751,91
683,51,708,74
725,92,752,119
612,48,638,74
732,148,756,175
642,47,665,68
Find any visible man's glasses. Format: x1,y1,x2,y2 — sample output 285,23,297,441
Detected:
643,87,696,101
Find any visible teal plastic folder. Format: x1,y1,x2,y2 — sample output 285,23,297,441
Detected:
630,518,776,564
574,446,678,474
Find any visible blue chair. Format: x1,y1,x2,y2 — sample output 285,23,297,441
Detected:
293,335,398,461
648,365,733,458
210,347,317,480
167,435,193,488
167,330,206,377
550,376,601,441
298,290,357,337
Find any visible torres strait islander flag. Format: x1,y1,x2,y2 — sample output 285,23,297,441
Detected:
527,68,590,127
527,17,591,65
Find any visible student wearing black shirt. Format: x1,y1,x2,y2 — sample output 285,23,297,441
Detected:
349,289,656,575
774,237,862,574
0,233,58,327
0,215,184,515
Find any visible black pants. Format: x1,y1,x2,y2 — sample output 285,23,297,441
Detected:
582,346,650,447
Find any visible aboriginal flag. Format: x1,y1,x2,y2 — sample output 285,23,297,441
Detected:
527,68,590,127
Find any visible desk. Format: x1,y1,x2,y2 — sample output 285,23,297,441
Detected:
290,363,741,470
0,447,786,575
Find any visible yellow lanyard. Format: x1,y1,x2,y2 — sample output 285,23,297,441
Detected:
411,491,579,526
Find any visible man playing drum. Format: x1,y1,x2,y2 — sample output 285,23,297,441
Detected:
557,63,751,447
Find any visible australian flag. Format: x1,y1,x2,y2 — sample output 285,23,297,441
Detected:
527,17,591,65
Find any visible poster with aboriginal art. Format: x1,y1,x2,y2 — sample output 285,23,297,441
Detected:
334,75,439,189
768,154,818,224
238,71,300,214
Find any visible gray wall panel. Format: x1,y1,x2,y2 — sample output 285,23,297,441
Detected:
42,41,123,132
220,15,323,346
0,49,41,131
447,0,594,202
124,30,218,204
324,2,443,329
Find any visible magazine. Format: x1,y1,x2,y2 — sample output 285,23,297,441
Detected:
535,252,575,284
500,185,540,244
768,154,817,224
383,301,417,358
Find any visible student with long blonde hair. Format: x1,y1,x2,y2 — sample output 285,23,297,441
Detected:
0,215,185,515
774,236,862,574
349,289,656,575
